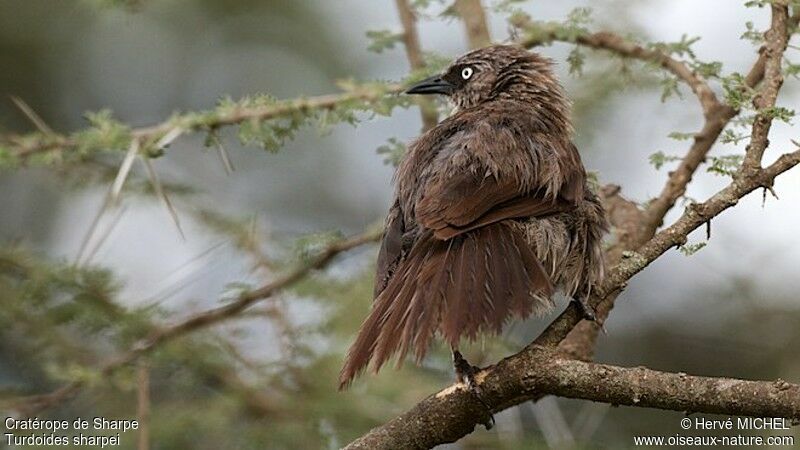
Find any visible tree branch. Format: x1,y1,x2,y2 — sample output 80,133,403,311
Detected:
347,5,800,447
9,15,759,166
136,360,150,450
7,9,800,447
743,1,791,173
553,9,799,362
10,228,382,416
518,23,719,116
394,0,439,131
2,83,402,162
535,143,800,350
345,347,800,449
644,9,796,237
455,0,492,49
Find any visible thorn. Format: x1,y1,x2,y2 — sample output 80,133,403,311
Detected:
209,131,235,175
760,184,778,207
141,155,186,241
791,139,800,148
155,127,183,149
74,197,111,266
82,205,129,266
76,139,140,266
766,185,779,200
705,219,711,240
10,96,54,135
110,139,141,205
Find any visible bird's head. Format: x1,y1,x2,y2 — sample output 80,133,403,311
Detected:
405,44,565,111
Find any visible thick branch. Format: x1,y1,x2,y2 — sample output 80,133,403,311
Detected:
345,347,800,449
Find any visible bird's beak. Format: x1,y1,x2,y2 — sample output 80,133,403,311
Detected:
405,74,454,95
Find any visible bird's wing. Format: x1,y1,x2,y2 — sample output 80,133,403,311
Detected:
415,121,585,240
374,200,404,297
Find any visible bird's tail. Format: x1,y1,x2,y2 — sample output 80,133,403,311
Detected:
338,221,554,389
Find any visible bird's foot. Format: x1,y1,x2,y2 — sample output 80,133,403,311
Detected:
571,295,596,321
571,296,607,334
453,350,495,430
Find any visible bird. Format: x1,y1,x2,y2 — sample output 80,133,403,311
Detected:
338,44,608,400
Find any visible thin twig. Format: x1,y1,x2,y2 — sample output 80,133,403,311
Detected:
536,147,800,349
536,6,795,348
11,227,382,416
555,10,800,362
136,360,150,450
517,23,719,117
6,85,402,161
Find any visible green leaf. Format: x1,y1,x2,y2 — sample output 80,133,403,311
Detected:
365,29,404,53
679,241,707,256
719,129,750,145
741,21,763,45
761,106,795,123
667,131,695,141
721,72,753,110
294,231,346,263
492,0,527,13
376,137,407,166
691,60,723,79
784,59,800,79
566,7,593,29
660,76,681,102
706,154,744,177
649,151,681,170
567,46,586,76
650,34,700,58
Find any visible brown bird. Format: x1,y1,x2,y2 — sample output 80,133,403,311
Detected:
339,45,607,395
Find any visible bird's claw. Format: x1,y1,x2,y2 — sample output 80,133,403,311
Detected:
572,295,596,322
571,296,608,334
453,350,495,430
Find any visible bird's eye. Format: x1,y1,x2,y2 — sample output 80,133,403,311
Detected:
461,67,474,80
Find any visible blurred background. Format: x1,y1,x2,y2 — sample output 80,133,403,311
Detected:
1,0,799,448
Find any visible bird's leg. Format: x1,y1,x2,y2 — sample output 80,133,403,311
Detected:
571,294,596,322
571,294,607,334
452,349,495,430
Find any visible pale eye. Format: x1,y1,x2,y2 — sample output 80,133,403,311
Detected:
461,67,474,80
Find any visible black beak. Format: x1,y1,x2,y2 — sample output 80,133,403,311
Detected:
405,74,454,95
